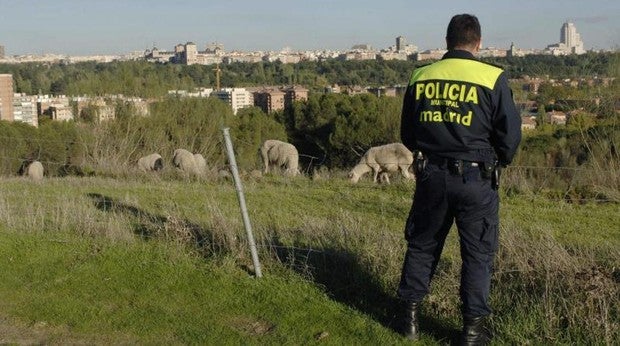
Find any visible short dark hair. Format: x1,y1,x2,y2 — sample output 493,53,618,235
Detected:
446,14,481,50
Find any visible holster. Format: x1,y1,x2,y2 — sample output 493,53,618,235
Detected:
480,160,500,190
492,165,501,190
480,162,495,179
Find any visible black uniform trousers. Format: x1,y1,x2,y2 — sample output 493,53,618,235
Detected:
398,160,499,318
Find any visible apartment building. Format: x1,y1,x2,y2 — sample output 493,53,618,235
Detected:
211,88,254,115
0,74,14,121
37,95,73,121
282,85,309,106
254,88,286,114
546,21,586,55
13,93,38,127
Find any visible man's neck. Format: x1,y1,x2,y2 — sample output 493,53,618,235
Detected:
452,46,478,55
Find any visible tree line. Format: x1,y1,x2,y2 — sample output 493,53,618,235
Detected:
1,52,617,97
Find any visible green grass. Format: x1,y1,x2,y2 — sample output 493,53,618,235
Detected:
0,231,404,344
0,175,618,344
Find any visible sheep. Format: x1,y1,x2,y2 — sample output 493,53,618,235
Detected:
260,139,300,176
137,153,163,172
348,143,414,184
172,148,197,175
193,153,207,175
21,160,44,181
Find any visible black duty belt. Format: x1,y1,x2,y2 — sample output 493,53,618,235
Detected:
427,156,479,168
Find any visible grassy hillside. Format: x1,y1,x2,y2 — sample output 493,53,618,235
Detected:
0,175,618,344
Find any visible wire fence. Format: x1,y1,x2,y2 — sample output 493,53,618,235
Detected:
1,128,619,202
2,152,618,200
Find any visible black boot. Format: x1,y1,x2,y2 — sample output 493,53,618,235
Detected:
401,301,420,340
460,315,491,346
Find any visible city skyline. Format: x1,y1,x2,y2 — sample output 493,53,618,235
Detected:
0,0,618,56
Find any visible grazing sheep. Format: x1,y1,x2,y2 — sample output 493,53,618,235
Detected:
193,153,207,174
173,148,197,175
22,160,44,181
137,153,163,172
348,143,414,184
378,171,391,184
260,139,300,176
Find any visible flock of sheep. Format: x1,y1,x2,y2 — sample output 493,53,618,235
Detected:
19,140,415,184
260,140,415,184
137,149,207,176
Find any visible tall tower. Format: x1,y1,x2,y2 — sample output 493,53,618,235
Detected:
0,74,14,121
183,42,198,65
0,45,5,59
560,22,585,54
396,36,406,52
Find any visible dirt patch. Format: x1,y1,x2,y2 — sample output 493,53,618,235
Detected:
0,317,48,345
228,315,276,336
0,315,143,345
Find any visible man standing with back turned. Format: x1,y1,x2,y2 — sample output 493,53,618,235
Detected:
397,14,521,345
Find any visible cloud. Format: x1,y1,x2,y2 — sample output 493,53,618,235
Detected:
572,15,609,24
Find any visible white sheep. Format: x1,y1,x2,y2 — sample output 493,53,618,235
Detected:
193,153,207,175
173,148,197,175
137,153,163,172
348,143,414,184
22,160,44,181
260,139,300,176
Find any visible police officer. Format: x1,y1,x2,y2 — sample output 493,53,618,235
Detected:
397,14,521,345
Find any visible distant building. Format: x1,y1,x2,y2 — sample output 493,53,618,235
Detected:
0,45,5,59
415,49,447,61
396,36,406,52
367,86,406,97
339,51,377,61
282,85,309,107
13,93,38,127
479,47,507,58
211,88,254,115
144,47,175,63
254,88,286,114
521,116,537,130
37,95,73,121
168,42,224,65
545,22,585,55
546,110,567,125
223,52,264,64
394,36,418,54
561,22,585,54
85,98,115,122
182,42,198,65
0,74,14,121
325,84,341,94
167,87,253,114
377,51,408,61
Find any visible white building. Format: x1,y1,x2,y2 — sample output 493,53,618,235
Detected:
13,93,38,127
561,22,585,54
212,88,254,115
546,21,585,55
169,87,253,115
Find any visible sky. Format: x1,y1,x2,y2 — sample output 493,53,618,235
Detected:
0,0,618,56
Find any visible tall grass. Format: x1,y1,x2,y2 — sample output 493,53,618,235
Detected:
0,175,617,344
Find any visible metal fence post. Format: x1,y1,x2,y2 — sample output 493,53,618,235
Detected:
221,127,263,278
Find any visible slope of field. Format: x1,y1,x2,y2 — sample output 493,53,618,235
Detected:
0,175,618,344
